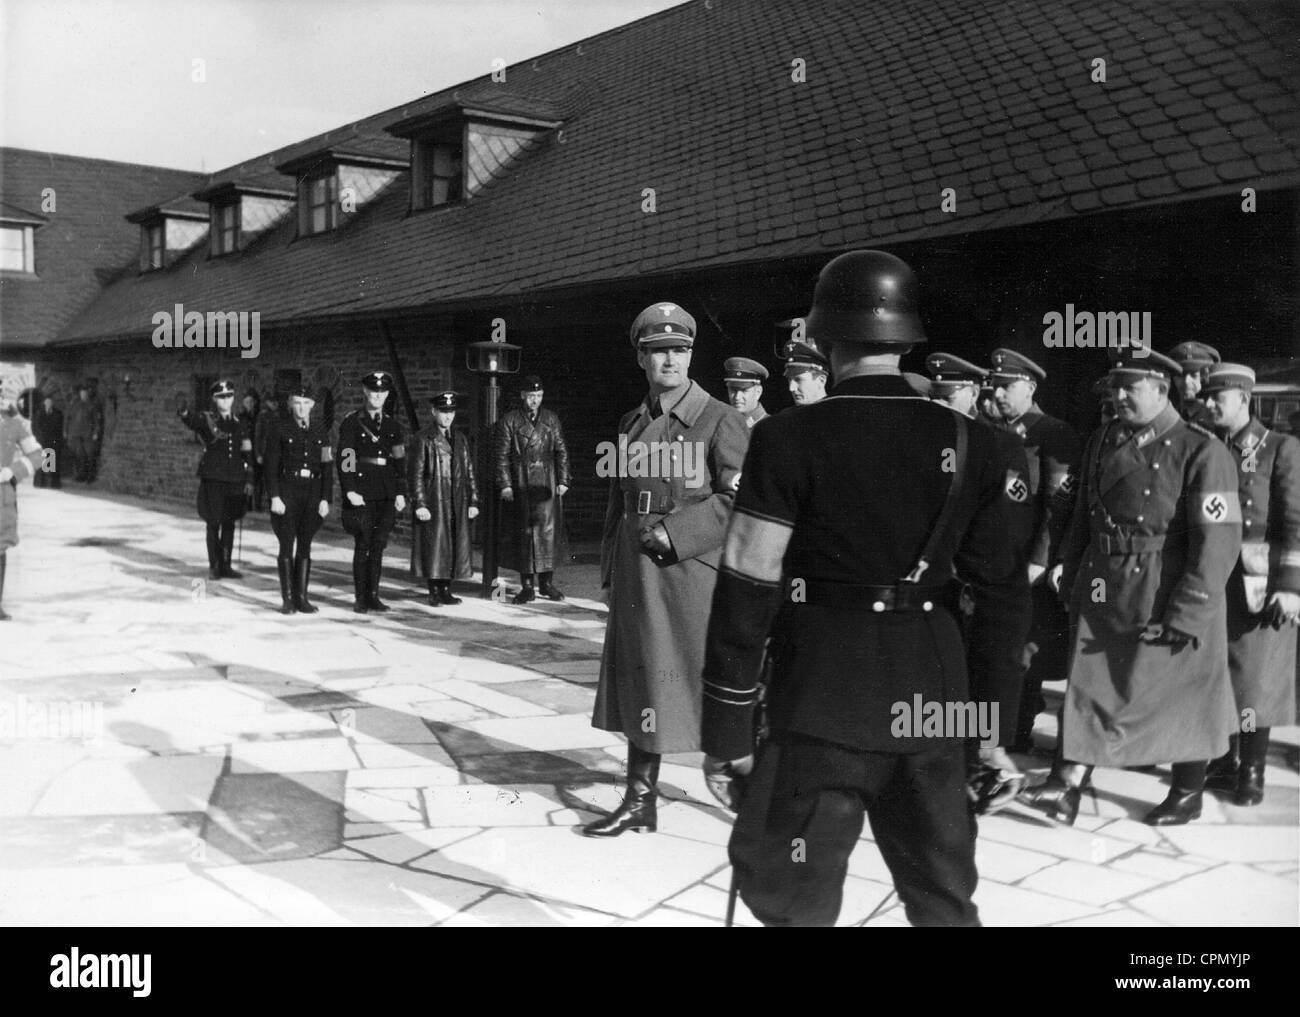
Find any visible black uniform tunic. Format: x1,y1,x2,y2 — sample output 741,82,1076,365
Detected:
180,409,251,523
702,373,1031,927
265,415,333,554
337,408,405,551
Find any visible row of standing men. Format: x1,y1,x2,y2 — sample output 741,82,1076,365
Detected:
176,374,573,615
165,264,1296,927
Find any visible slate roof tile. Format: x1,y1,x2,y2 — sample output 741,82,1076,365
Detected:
23,0,1300,346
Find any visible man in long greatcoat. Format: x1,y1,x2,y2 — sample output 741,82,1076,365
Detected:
1202,363,1299,806
585,301,749,837
1024,350,1242,827
495,376,570,604
410,391,479,607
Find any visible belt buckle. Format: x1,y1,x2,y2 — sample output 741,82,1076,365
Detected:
298,469,311,478
375,457,387,466
636,490,651,515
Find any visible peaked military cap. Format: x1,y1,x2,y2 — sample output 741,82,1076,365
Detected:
630,302,696,350
1201,363,1256,394
903,372,933,397
782,341,829,376
1109,349,1182,383
1166,342,1221,373
927,352,987,393
723,357,768,386
361,371,394,392
210,379,236,397
286,382,316,400
519,375,544,393
431,391,460,410
989,348,1046,384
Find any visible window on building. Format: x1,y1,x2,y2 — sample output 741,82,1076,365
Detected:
0,225,35,273
141,223,165,271
299,170,339,236
412,135,464,209
210,200,240,255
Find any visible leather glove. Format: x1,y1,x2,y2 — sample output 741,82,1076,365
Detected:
1265,591,1300,629
415,506,431,522
468,506,479,520
966,746,1025,815
270,496,286,515
317,500,330,518
1138,623,1194,648
346,491,365,507
501,487,514,502
703,754,755,812
638,522,675,564
395,495,406,513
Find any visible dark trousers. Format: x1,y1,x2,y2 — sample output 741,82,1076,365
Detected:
342,497,396,598
270,481,324,558
68,436,97,482
730,734,979,927
1015,582,1070,743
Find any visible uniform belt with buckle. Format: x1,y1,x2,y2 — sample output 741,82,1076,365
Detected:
625,490,673,516
1094,531,1166,555
799,579,949,613
360,457,388,466
283,468,318,479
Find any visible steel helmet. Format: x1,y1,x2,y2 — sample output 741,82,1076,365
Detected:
804,250,926,347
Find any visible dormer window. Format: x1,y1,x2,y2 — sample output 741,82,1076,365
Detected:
143,223,165,270
276,149,407,237
413,134,464,209
0,224,35,274
386,100,561,213
212,200,239,256
127,204,209,272
303,171,338,235
0,202,42,274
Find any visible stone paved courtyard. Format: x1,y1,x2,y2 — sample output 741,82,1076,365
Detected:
0,486,1296,926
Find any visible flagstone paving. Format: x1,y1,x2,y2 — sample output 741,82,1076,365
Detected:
0,486,1296,926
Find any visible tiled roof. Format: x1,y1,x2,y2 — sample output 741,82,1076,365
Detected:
0,149,204,348
52,0,1300,345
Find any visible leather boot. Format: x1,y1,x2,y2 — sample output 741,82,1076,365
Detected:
206,528,222,580
1020,752,1093,826
352,553,369,614
427,580,441,607
513,576,536,604
582,743,660,836
276,555,296,614
0,552,8,621
1144,761,1205,826
219,525,242,579
293,555,318,614
1204,734,1239,794
366,554,389,612
538,571,564,601
1235,729,1268,807
438,581,462,605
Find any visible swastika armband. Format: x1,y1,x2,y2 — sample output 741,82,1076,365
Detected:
392,444,406,459
240,440,253,452
1199,491,1241,524
320,445,334,463
1005,470,1029,503
1055,471,1077,496
19,435,42,455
